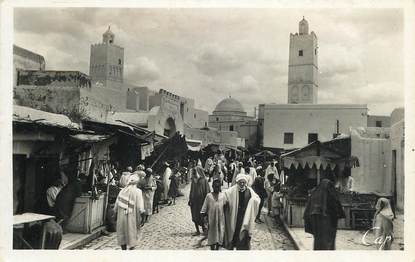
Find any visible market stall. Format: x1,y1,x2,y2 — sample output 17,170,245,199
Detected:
65,120,156,234
280,137,364,229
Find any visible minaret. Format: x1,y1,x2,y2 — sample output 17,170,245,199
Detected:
287,17,318,104
89,26,124,88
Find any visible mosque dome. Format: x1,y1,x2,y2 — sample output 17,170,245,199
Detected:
213,97,245,113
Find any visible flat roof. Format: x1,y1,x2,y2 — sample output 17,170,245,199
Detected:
262,103,367,110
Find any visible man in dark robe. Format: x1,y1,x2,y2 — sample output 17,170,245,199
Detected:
54,174,84,230
303,178,345,250
188,166,210,236
252,172,267,223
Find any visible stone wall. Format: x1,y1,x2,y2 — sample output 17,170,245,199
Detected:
184,127,241,147
367,115,391,128
13,45,46,86
390,108,404,210
14,85,83,121
351,128,391,194
17,70,91,88
239,120,258,149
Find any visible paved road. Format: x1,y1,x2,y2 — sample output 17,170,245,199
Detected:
79,183,295,250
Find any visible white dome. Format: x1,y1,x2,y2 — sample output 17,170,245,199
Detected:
213,97,245,113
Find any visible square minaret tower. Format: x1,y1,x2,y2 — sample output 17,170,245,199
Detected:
90,26,124,88
288,17,318,104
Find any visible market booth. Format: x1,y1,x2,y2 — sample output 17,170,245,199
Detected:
279,137,379,229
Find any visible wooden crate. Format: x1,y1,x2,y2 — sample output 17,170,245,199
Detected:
285,197,307,227
66,193,106,234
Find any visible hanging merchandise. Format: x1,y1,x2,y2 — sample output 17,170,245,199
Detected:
141,143,154,160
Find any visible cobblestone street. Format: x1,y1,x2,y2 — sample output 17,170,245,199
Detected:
79,183,295,250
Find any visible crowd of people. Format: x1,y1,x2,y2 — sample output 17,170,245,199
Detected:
108,151,285,251
41,150,395,251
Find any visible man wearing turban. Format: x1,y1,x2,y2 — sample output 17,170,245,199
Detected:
223,173,260,250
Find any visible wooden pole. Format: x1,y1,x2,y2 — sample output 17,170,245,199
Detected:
102,149,111,229
150,143,170,169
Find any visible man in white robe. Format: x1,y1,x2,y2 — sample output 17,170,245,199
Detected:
223,174,260,250
162,162,172,202
265,162,279,180
114,174,144,250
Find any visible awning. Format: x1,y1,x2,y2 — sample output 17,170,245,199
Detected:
186,139,202,152
70,134,111,142
13,105,80,130
283,156,338,170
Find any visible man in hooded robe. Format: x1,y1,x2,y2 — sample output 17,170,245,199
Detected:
189,166,210,236
114,174,144,250
162,162,172,203
373,198,394,250
247,162,257,187
303,178,345,250
223,173,260,250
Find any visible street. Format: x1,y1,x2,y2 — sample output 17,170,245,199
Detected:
78,183,295,250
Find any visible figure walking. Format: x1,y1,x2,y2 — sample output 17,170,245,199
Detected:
114,175,144,250
189,166,210,236
303,178,345,250
200,179,226,250
223,174,260,250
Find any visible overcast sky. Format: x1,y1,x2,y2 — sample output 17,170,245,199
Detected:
14,8,403,116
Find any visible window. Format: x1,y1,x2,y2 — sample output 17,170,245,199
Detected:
194,114,196,119
230,125,234,131
315,48,317,55
299,50,303,56
376,121,382,127
118,59,122,65
284,132,294,144
216,117,219,121
308,133,318,144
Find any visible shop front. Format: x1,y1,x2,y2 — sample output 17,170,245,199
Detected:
280,137,365,229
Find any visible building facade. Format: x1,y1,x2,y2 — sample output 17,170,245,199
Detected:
13,27,211,139
390,108,404,210
13,45,46,86
367,115,391,128
208,97,254,133
184,126,244,148
260,104,368,149
260,18,368,150
208,97,256,148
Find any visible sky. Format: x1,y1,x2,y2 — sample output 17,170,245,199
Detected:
14,8,404,116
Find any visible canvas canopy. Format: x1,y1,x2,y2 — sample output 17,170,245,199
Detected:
281,138,359,173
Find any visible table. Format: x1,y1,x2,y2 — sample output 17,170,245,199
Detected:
13,213,55,249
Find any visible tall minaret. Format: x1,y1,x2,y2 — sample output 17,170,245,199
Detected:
89,26,124,88
287,17,318,104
